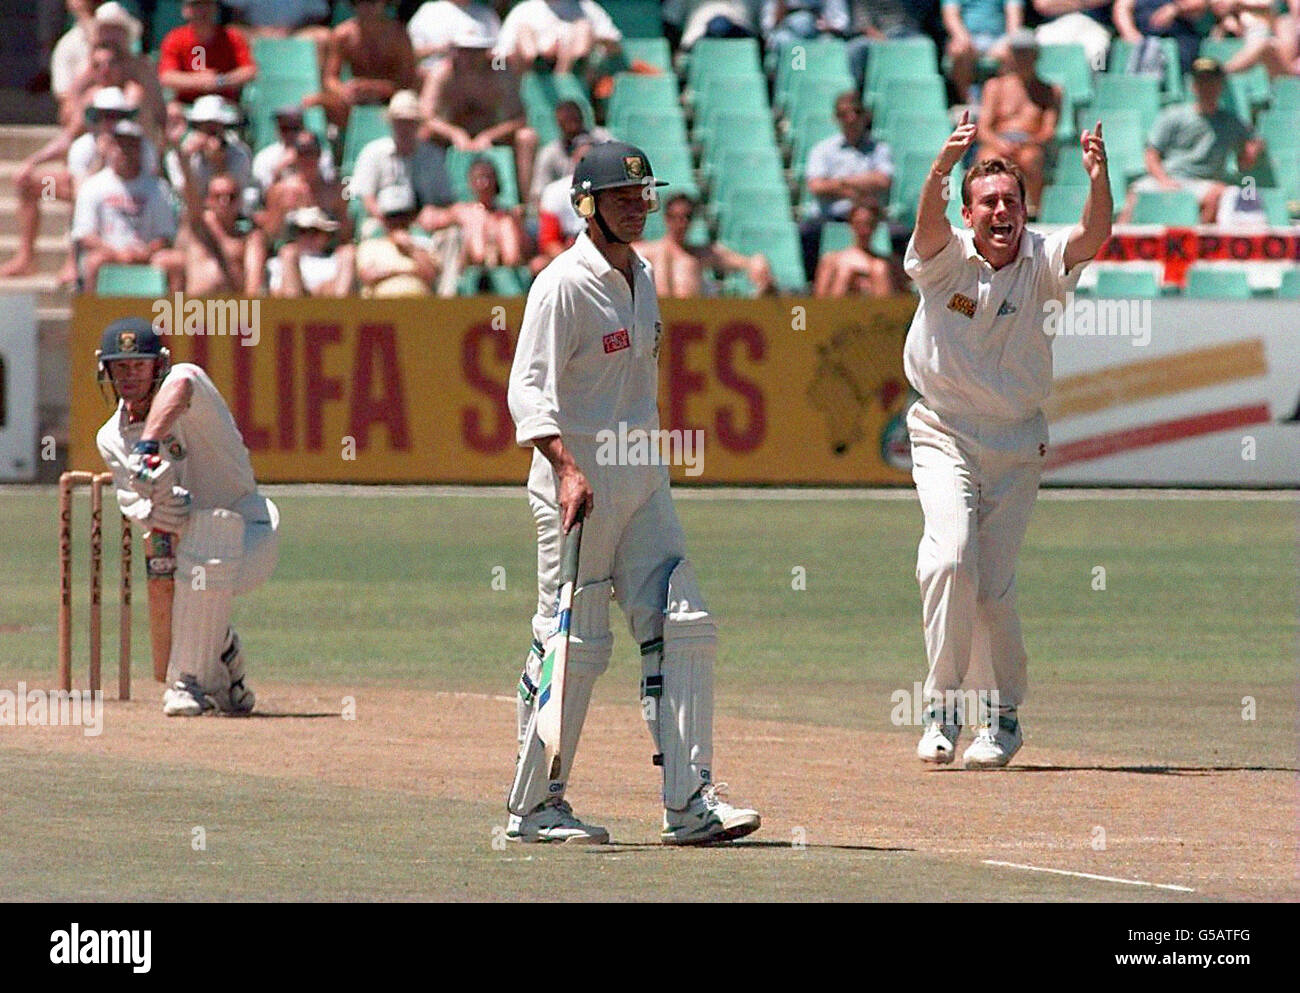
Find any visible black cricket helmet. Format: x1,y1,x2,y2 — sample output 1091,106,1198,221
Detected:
571,141,668,218
96,317,170,400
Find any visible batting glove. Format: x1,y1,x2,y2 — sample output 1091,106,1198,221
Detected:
127,440,176,499
147,486,191,533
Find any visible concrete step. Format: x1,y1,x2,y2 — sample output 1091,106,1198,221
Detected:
0,271,72,309
0,124,64,161
0,194,71,237
0,234,71,274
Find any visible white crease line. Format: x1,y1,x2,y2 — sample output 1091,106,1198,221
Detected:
982,859,1195,892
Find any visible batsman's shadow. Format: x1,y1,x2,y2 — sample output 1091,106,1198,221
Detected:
953,764,1300,775
225,710,342,720
591,841,914,854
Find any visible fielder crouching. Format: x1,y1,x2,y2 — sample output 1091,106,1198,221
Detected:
93,318,280,716
505,141,761,845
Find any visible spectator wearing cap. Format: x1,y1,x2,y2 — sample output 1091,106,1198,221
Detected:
270,206,355,297
259,129,353,244
812,195,903,297
1029,0,1113,71
496,0,623,74
251,106,337,195
422,20,540,200
1113,0,1209,73
352,90,458,234
164,95,254,205
975,30,1060,216
72,120,179,293
315,0,420,130
158,0,258,107
1,87,155,281
1122,57,1264,223
636,193,776,297
448,157,526,270
357,184,448,296
761,1,852,50
943,0,1024,105
531,131,597,273
408,0,503,80
529,100,612,207
799,90,893,284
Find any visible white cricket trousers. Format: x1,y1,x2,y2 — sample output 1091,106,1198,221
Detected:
907,399,1047,711
527,436,687,648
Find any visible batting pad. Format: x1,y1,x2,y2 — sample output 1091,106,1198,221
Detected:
508,580,612,815
660,559,716,810
170,509,245,694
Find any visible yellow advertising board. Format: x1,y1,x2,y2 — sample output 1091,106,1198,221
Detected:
69,295,918,484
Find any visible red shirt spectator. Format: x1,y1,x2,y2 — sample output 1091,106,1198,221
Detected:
158,2,256,104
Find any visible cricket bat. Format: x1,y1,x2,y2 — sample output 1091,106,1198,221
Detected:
145,530,175,682
536,506,585,782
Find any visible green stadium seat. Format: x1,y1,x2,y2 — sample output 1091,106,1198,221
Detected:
340,104,390,174
1089,74,1161,135
602,0,664,38
784,74,856,126
790,111,838,183
693,75,770,122
148,0,186,53
880,115,952,156
1107,37,1182,101
704,146,784,201
638,146,697,200
1183,265,1253,299
1093,268,1161,298
487,266,531,296
606,74,679,128
1199,39,1271,107
611,108,689,150
1089,108,1146,179
96,264,168,297
687,38,763,97
445,147,520,207
250,37,321,88
1038,184,1089,224
725,222,806,291
697,109,777,157
1131,189,1199,225
863,37,940,103
1037,43,1095,107
873,76,947,122
521,73,595,146
888,149,937,227
1254,187,1292,226
818,219,892,257
773,38,851,111
1257,109,1296,149
1271,76,1300,113
717,186,795,237
618,38,672,73
1277,268,1300,298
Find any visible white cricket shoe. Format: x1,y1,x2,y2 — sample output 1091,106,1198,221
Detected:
917,719,961,764
962,711,1023,769
162,675,212,717
661,783,761,846
506,798,610,844
214,630,255,715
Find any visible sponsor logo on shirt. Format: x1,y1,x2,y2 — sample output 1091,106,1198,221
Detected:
947,293,976,318
603,328,630,354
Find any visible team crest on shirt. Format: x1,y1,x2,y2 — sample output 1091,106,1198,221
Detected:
947,293,976,318
603,328,630,353
163,435,186,460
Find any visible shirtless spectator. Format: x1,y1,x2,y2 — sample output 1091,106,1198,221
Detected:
942,0,1024,104
812,197,902,297
449,158,526,270
408,0,503,80
269,206,355,297
72,121,178,293
51,0,105,128
312,0,420,130
158,0,258,108
975,31,1060,215
259,130,353,244
357,185,444,296
164,96,254,205
1217,0,1300,77
529,100,611,206
63,4,166,134
251,106,337,196
159,164,266,295
496,0,624,73
223,0,333,67
352,90,457,234
65,42,156,144
636,193,775,298
423,23,539,200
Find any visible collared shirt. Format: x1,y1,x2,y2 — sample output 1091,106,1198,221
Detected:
97,363,259,520
1148,104,1252,182
509,230,662,444
902,225,1087,422
805,129,894,220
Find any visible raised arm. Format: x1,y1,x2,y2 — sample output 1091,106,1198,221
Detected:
1065,121,1113,270
914,110,976,261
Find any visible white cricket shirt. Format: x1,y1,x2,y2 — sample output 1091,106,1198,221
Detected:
509,231,662,444
97,363,262,521
903,225,1087,422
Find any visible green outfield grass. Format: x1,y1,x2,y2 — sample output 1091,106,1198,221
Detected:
0,488,1293,900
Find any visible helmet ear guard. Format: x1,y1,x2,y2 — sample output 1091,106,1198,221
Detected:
572,179,595,218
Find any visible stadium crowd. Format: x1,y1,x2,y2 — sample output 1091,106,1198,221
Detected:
5,0,1298,298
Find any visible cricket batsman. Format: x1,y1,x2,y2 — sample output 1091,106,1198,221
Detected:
505,141,762,844
94,317,280,716
904,113,1111,767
